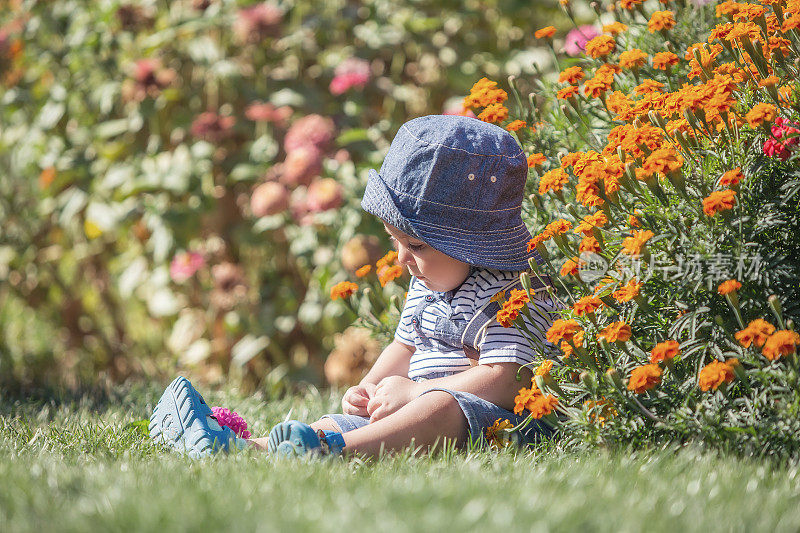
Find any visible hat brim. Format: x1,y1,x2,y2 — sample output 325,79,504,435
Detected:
362,169,536,271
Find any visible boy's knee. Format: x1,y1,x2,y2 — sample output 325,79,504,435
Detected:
416,390,463,418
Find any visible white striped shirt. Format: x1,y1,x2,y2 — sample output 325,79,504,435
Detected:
394,268,560,380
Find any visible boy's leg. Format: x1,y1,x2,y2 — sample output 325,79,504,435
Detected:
247,418,342,451
338,391,468,457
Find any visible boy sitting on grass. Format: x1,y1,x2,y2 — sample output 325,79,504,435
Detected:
150,115,560,458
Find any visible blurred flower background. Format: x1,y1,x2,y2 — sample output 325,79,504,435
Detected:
0,0,568,392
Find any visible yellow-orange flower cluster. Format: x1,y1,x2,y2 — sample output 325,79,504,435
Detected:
535,26,556,39
355,264,372,278
698,359,737,391
514,385,558,418
496,289,530,328
573,295,603,316
648,10,676,33
546,319,582,344
477,103,509,124
612,278,642,302
717,279,741,295
585,35,616,59
378,265,403,287
621,229,654,256
703,189,737,216
628,364,662,393
538,168,570,194
463,77,507,109
619,49,648,70
330,281,358,300
762,330,800,361
506,119,526,132
484,418,515,448
745,102,777,128
597,321,632,343
734,319,775,348
650,340,680,363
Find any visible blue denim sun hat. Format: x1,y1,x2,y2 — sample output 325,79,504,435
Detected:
362,114,538,271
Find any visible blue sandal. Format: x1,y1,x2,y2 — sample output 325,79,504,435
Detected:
149,376,233,458
267,420,345,458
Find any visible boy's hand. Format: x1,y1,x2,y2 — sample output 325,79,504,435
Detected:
342,383,376,416
367,376,420,422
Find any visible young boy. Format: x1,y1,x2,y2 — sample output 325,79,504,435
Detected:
149,115,560,458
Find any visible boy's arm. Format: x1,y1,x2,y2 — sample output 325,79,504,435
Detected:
341,340,414,416
367,362,530,420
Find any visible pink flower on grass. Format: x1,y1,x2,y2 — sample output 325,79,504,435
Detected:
763,117,799,161
306,178,344,213
170,252,205,283
211,407,251,439
329,57,371,95
564,25,600,56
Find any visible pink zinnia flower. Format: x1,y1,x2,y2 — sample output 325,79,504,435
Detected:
306,178,344,212
233,3,282,44
170,251,205,283
564,25,600,56
763,117,799,161
329,57,371,95
283,114,336,153
211,406,251,439
190,111,235,144
245,102,292,125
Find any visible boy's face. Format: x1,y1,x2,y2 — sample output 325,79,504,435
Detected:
383,223,471,293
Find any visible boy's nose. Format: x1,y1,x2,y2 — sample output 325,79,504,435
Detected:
397,245,415,266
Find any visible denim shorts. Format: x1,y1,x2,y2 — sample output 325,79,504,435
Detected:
321,373,553,448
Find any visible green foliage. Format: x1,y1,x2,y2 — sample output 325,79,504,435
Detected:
0,0,559,389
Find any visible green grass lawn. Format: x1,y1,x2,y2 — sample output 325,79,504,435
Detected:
2,383,800,533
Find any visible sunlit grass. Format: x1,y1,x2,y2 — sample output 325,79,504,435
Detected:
2,384,800,532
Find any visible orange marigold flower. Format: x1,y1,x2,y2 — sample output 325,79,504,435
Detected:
648,10,676,33
612,278,642,302
484,418,515,449
330,281,358,300
573,295,603,316
355,264,372,277
641,146,683,177
506,288,530,308
719,168,742,187
535,26,557,39
527,231,552,251
506,119,527,132
758,76,780,87
579,236,601,253
603,21,628,35
698,360,736,391
559,330,584,358
559,66,585,84
515,385,559,418
545,218,572,235
619,0,643,9
650,340,680,363
477,103,509,124
702,189,737,216
745,102,777,128
717,279,741,295
538,168,570,194
560,152,582,169
557,85,580,100
619,49,648,70
734,318,775,348
585,35,616,59
628,364,662,394
634,79,664,95
628,214,640,227
378,265,403,287
574,211,608,236
536,359,554,377
652,51,679,70
621,229,654,256
546,319,582,344
527,153,546,168
463,77,508,109
560,256,580,277
584,76,613,99
376,250,398,269
762,330,800,361
597,321,632,343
